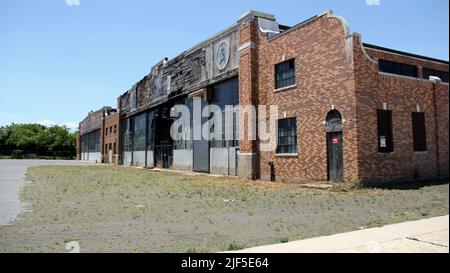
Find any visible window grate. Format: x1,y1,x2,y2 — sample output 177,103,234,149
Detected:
423,68,449,83
275,59,296,89
379,59,418,78
277,117,297,154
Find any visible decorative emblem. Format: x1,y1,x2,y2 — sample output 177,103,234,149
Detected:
215,40,230,71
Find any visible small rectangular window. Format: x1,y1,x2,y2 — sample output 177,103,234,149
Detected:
277,117,297,154
377,109,394,153
379,59,418,78
412,112,427,152
423,68,449,83
275,59,296,89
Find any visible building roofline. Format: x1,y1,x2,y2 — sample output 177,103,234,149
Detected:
363,43,449,65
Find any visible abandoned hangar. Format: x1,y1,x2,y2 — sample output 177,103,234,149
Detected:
76,10,449,184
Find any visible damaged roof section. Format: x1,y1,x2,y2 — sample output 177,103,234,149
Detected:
79,107,115,135
119,23,240,117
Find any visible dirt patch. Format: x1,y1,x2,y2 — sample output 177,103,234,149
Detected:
0,165,448,253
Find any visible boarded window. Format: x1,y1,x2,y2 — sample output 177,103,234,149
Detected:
423,68,449,83
379,59,418,78
277,117,297,154
377,110,394,153
412,112,427,152
275,59,296,89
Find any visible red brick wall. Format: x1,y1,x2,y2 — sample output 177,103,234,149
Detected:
353,35,449,183
246,13,360,182
238,11,448,184
238,20,260,154
102,112,119,164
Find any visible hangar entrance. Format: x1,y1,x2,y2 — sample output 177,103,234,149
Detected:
154,105,174,169
326,110,344,182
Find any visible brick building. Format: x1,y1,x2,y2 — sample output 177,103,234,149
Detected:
76,10,449,184
78,107,116,163
102,110,120,164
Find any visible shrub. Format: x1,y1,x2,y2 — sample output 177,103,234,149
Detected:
11,150,24,159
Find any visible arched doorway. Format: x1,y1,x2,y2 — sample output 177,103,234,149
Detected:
325,110,344,182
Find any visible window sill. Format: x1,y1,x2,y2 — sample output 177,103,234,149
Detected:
378,152,394,155
414,151,428,154
275,153,298,157
274,84,297,93
378,72,422,81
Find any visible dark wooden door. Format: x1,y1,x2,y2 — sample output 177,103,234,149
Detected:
327,131,343,182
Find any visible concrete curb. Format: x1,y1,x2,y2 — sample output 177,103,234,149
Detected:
228,215,449,253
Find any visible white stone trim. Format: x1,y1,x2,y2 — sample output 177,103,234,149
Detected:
326,10,351,37
274,84,297,93
352,33,378,64
275,153,299,157
238,42,256,53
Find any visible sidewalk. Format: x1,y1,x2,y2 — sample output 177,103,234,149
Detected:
231,215,449,253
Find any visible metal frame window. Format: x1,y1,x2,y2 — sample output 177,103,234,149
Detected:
173,99,193,150
80,129,101,153
377,109,394,153
412,112,427,152
132,113,147,151
423,68,449,83
277,117,297,154
122,118,133,152
210,78,239,148
379,59,418,78
275,59,296,89
147,111,155,151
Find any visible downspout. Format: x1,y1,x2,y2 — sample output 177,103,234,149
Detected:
430,76,441,179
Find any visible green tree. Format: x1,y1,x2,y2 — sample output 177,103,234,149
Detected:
1,123,76,158
6,124,46,155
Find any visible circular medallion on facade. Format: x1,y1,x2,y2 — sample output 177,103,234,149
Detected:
215,40,230,71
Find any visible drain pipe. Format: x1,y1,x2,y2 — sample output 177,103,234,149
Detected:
430,76,441,179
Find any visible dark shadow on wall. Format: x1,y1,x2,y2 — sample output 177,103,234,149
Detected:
363,179,449,190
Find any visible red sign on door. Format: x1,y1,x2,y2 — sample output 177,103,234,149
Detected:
332,137,339,145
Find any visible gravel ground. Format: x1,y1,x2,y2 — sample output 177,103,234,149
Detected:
0,165,448,253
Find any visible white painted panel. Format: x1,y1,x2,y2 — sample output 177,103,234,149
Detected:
173,150,193,171
210,148,228,175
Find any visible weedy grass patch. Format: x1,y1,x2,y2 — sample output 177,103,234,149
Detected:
0,165,447,253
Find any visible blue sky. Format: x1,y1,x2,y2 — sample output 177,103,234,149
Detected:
0,0,448,130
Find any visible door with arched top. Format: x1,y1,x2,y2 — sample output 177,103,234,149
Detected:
326,110,344,182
